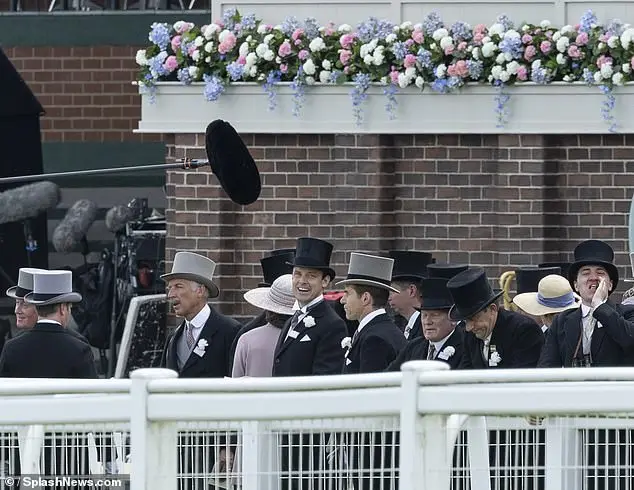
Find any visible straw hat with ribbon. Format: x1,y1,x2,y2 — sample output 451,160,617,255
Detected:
513,274,582,317
243,273,295,316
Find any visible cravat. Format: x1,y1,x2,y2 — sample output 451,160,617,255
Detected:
482,339,490,362
427,344,436,360
285,310,303,341
185,322,195,350
404,325,411,339
582,310,597,355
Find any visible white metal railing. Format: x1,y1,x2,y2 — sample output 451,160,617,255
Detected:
2,363,634,489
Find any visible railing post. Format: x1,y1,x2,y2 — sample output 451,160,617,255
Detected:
400,360,450,490
130,368,179,490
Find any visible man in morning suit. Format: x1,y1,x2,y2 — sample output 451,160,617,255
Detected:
338,252,406,374
272,237,348,377
387,265,465,371
447,267,544,370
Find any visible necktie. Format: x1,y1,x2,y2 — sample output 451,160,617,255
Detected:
482,339,490,361
285,310,303,341
427,344,436,360
185,322,195,350
404,325,411,339
582,310,597,355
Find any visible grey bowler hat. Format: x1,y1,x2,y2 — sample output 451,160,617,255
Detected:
23,270,82,305
336,252,400,293
6,267,46,299
160,251,220,298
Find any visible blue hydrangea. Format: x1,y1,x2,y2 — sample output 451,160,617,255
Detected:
579,10,598,33
466,60,483,80
417,48,433,69
391,42,408,61
241,13,257,30
350,73,371,125
177,67,193,85
422,11,443,36
203,74,225,101
499,35,523,59
222,8,238,30
356,17,395,43
450,21,472,42
149,23,171,51
148,51,169,78
495,14,514,31
303,17,320,39
281,16,302,36
226,61,245,81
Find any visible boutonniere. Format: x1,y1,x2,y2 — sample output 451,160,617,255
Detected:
341,337,352,350
193,338,208,357
489,349,502,367
437,346,455,360
303,315,316,328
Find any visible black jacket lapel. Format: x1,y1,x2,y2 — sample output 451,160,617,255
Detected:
275,301,327,358
564,309,583,363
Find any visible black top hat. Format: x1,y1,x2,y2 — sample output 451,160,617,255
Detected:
567,240,619,291
205,120,261,206
515,266,561,294
418,278,454,310
269,248,296,256
259,252,295,287
427,263,469,280
447,267,503,321
388,251,435,281
287,237,336,280
539,262,571,278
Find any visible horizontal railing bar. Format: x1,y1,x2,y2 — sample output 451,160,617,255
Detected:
147,387,402,421
148,372,402,393
0,379,131,395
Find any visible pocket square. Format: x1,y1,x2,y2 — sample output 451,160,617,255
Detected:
300,335,311,342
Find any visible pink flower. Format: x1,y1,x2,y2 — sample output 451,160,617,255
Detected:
597,55,612,68
175,22,193,34
389,70,400,84
187,44,197,56
473,33,485,45
447,60,468,77
545,31,553,39
631,56,634,68
567,45,581,58
576,32,589,45
294,39,302,46
517,66,528,80
218,31,236,54
340,33,355,49
339,49,352,65
237,55,246,65
540,41,552,54
574,23,580,30
292,28,304,41
457,41,467,51
278,40,292,57
324,27,335,36
403,54,417,68
171,35,182,52
600,33,609,42
298,49,309,60
411,29,424,44
474,23,487,34
444,45,454,55
524,45,537,60
163,55,179,72
521,34,533,44
344,66,350,74
405,39,414,47
280,63,288,73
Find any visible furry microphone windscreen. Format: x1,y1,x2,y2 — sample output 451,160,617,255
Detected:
105,205,135,233
0,181,61,225
52,199,98,253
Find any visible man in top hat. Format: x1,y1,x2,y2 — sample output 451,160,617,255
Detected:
539,239,634,368
513,274,581,335
272,237,348,377
337,253,406,374
448,267,544,369
228,249,295,369
387,250,434,341
160,251,241,378
387,272,464,371
6,267,44,331
0,270,97,378
233,274,295,377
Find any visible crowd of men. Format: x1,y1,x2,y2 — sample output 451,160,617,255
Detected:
1,236,633,379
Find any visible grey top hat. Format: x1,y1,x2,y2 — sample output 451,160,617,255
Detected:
244,273,295,316
160,251,220,298
24,270,83,305
335,253,400,293
6,267,46,299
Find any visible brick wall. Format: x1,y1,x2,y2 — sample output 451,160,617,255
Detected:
4,46,161,143
165,132,634,317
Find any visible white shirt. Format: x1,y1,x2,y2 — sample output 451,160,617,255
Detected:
430,329,455,357
404,310,420,339
580,302,605,356
38,319,63,326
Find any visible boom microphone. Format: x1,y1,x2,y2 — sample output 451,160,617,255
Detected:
0,181,61,225
105,205,134,233
52,199,98,253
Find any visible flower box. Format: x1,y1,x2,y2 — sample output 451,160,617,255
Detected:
135,81,634,134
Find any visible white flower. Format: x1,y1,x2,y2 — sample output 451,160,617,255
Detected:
319,70,331,83
203,23,220,39
400,21,413,30
322,59,332,70
397,72,411,88
303,316,316,328
623,63,632,74
495,53,506,64
360,43,374,58
341,337,352,349
263,49,275,61
521,24,530,32
556,53,567,65
540,20,551,29
363,54,375,65
194,36,204,47
338,24,352,33
594,71,603,83
613,72,625,85
472,47,481,60
435,64,447,78
499,70,510,82
309,37,326,52
432,28,449,41
438,345,456,360
608,36,619,49
600,62,614,79
439,36,454,50
488,23,505,37
263,33,274,45
246,35,253,42
239,42,249,57
504,29,520,40
204,56,211,64
415,76,424,88
552,31,561,42
303,59,316,75
563,74,572,82
135,49,148,66
191,50,201,62
218,30,233,43
249,66,258,77
204,42,214,53
194,338,208,356
531,59,542,70
561,24,575,34
372,49,385,65
490,351,502,364
598,42,606,51
245,52,258,67
506,61,519,75
305,76,315,85
188,66,199,78
256,24,267,34
255,43,268,57
275,56,282,64
198,338,208,348
392,25,400,33
556,37,569,53
481,42,497,58
385,33,397,43
491,65,503,80
481,36,491,44
620,28,634,50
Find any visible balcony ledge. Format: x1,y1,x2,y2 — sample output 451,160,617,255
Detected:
135,82,634,135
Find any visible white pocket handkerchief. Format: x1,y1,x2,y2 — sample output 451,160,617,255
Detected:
345,358,352,365
288,330,299,339
300,335,311,342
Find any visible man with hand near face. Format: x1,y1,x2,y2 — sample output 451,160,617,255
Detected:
538,240,634,367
